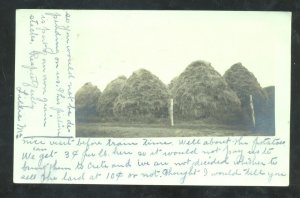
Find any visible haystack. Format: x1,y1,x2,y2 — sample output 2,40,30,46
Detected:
223,63,268,129
97,76,127,119
113,69,170,121
170,60,242,122
75,82,101,121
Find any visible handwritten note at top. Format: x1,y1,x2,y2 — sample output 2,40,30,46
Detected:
15,10,75,137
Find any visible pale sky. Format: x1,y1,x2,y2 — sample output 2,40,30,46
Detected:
72,11,291,91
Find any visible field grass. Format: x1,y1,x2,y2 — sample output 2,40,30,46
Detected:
76,120,270,137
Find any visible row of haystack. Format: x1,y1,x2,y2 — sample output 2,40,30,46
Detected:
75,69,170,122
75,60,275,132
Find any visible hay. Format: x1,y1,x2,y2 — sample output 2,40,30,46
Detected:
113,69,170,121
170,60,242,122
223,63,268,129
75,82,101,120
97,76,127,119
223,63,267,107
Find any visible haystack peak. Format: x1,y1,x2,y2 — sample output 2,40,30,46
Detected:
84,82,93,86
80,82,100,91
184,60,214,73
230,62,248,71
189,60,211,67
111,75,127,82
117,75,127,80
133,68,152,75
103,75,127,92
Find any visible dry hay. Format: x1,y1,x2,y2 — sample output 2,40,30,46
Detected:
75,82,101,121
113,69,170,121
223,63,268,129
97,76,127,119
170,60,242,123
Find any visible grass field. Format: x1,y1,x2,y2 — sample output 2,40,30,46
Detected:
76,120,269,137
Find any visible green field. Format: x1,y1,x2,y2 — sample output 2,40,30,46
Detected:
76,121,269,137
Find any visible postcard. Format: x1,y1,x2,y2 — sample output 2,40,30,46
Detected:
14,10,291,185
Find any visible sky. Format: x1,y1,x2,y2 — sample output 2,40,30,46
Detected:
72,11,291,91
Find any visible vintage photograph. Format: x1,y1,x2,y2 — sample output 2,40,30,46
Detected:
73,11,281,137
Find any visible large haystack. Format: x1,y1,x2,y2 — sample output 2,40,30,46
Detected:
113,69,170,121
171,60,242,122
75,82,101,121
97,76,127,119
223,63,268,129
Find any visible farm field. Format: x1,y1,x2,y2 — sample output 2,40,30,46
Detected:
76,121,269,137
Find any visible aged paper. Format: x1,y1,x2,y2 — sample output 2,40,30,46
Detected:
14,10,290,185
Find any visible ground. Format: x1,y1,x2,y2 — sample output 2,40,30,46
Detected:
76,120,271,137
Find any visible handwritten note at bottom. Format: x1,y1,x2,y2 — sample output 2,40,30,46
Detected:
14,136,288,185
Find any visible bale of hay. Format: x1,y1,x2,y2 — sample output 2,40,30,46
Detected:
97,76,127,119
170,60,242,123
223,63,268,129
75,82,101,121
113,69,170,121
